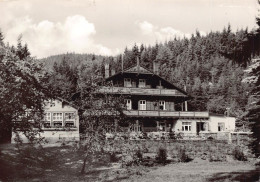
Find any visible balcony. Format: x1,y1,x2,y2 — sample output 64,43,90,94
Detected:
84,109,209,118
42,125,78,131
99,86,186,97
123,110,209,118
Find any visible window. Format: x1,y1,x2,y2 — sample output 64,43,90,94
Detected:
49,101,55,107
159,101,165,110
124,78,132,87
45,112,51,121
218,123,225,131
53,113,62,120
65,113,75,120
44,112,51,128
139,79,146,88
125,99,132,110
182,122,191,131
139,100,146,110
53,113,63,127
65,112,75,127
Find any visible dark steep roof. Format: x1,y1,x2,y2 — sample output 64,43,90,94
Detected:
105,64,189,97
123,65,153,74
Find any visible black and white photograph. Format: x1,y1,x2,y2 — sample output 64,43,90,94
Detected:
0,0,260,181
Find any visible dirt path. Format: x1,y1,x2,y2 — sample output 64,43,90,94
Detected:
121,160,259,182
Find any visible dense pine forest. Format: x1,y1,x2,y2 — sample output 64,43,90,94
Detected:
41,25,260,124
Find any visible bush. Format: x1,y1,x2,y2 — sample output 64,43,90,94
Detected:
208,153,226,162
176,133,183,140
177,148,192,162
109,152,119,162
121,148,144,167
169,131,175,139
233,147,247,161
133,149,143,165
156,147,167,164
207,136,214,140
255,161,260,166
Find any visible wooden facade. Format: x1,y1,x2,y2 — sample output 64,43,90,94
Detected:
101,62,212,134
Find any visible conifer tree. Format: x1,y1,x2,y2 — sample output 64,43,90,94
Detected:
242,1,260,156
243,58,260,156
0,29,4,46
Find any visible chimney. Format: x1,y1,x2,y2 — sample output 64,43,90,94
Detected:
184,85,188,111
137,57,140,73
153,61,159,75
225,108,230,117
121,54,124,72
105,63,109,78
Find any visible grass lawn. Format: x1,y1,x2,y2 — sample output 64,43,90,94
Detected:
122,160,259,182
0,143,259,182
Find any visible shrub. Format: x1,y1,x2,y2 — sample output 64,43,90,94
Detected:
176,133,183,140
232,146,247,161
255,161,260,166
121,148,144,167
133,149,143,165
208,153,226,162
156,147,167,164
142,132,148,139
109,152,119,162
177,147,192,162
169,131,175,139
207,136,214,140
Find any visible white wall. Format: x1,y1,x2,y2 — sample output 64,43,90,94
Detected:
173,116,236,134
174,119,198,134
208,115,236,132
44,99,80,129
11,130,80,143
44,100,78,112
12,99,80,143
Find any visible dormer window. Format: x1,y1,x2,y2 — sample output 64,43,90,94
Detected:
50,101,55,107
139,79,146,88
124,78,132,87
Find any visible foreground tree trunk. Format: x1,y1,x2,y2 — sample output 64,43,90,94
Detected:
81,155,88,174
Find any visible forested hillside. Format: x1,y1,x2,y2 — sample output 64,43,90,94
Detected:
42,25,260,119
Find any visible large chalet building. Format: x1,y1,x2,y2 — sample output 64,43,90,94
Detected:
99,60,235,137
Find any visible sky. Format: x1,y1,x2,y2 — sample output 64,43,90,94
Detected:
0,0,259,58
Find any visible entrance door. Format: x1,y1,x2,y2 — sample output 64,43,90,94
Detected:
132,100,138,110
196,122,205,135
159,121,166,131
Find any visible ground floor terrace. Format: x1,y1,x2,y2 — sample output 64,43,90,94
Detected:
105,113,236,140
118,118,209,134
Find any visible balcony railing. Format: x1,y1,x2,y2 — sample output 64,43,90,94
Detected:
123,110,209,118
98,87,186,96
42,126,78,131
